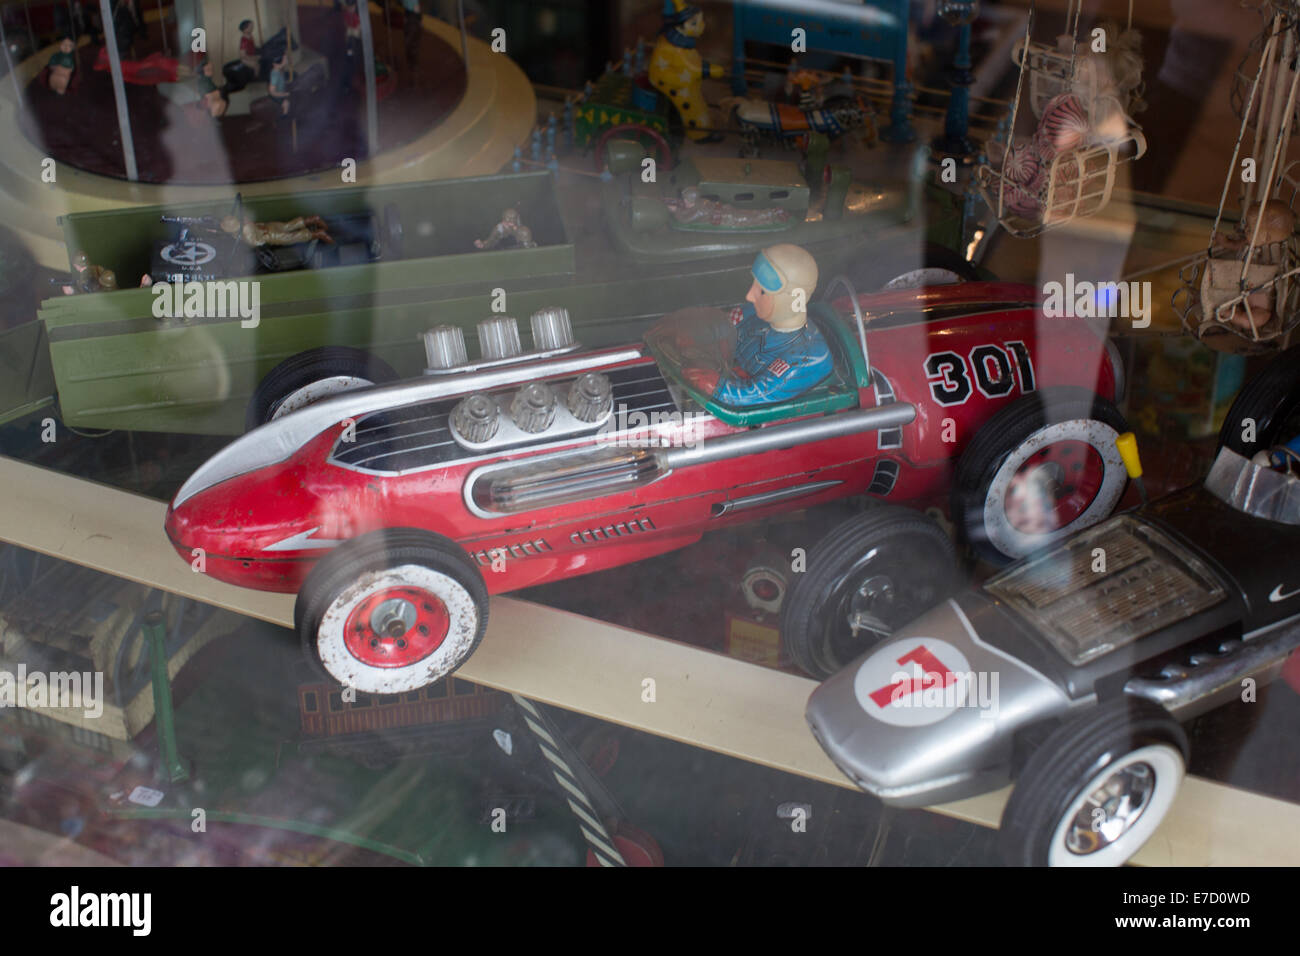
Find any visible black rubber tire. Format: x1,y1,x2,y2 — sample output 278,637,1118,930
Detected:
245,346,398,431
294,528,489,693
1000,698,1188,867
1217,346,1300,458
951,387,1129,566
780,504,959,679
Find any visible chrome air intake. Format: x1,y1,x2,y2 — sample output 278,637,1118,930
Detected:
567,372,613,423
423,325,469,371
333,363,670,469
451,393,501,442
421,307,584,377
510,382,559,433
479,316,523,360
530,307,575,351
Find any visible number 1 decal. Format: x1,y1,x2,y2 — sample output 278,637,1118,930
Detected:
924,343,1036,407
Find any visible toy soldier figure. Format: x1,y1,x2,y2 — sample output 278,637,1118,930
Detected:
63,251,118,294
47,37,77,95
221,215,333,246
402,0,422,71
681,243,832,406
474,208,537,250
666,186,790,228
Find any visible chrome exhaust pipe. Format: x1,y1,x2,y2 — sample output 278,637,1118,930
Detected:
663,403,916,469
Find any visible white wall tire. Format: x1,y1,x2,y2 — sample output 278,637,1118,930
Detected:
981,418,1128,559
314,564,482,694
952,388,1129,564
1046,743,1185,868
1000,698,1189,867
295,529,489,695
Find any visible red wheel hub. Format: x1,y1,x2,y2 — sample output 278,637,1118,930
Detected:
1004,440,1105,534
343,586,449,668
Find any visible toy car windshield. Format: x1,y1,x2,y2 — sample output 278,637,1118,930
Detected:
1205,446,1300,526
642,306,739,384
986,516,1228,666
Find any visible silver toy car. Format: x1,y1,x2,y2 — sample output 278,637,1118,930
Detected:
806,438,1300,866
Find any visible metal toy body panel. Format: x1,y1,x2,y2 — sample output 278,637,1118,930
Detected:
808,449,1300,812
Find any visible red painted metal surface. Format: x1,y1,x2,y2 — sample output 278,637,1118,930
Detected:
343,586,450,668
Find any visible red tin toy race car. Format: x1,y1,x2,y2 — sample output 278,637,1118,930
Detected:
166,271,1127,694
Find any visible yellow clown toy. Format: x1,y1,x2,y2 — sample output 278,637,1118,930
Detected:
649,0,724,141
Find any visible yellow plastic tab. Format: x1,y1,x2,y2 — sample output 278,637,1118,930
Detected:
1116,431,1143,479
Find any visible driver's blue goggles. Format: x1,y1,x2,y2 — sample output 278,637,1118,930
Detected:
752,252,784,292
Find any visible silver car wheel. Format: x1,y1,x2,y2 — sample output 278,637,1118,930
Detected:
1047,743,1185,867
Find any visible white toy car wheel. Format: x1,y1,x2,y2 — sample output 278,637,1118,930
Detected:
1000,698,1188,867
295,529,489,695
952,387,1129,564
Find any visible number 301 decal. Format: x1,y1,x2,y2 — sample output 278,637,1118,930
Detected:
924,342,1035,407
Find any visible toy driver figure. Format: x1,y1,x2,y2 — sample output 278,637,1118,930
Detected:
681,243,832,405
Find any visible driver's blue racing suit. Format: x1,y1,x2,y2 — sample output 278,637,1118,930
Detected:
711,303,834,406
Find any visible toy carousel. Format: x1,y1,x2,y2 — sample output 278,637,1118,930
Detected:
1174,1,1300,353
975,0,1147,238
